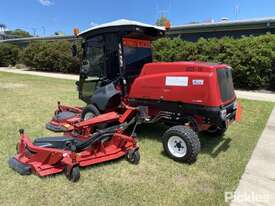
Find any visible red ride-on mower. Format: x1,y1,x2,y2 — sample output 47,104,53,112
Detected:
9,20,241,180
9,105,142,182
70,20,240,162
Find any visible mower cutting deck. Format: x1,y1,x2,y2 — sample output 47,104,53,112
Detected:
9,106,141,182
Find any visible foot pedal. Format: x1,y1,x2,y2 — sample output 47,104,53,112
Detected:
8,157,31,175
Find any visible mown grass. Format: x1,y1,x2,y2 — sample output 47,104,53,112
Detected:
0,72,274,206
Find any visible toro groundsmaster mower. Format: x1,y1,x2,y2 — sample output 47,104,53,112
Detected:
9,19,241,182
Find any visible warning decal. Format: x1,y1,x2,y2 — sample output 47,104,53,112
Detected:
165,76,189,86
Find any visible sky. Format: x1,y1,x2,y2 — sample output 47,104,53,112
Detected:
1,0,275,36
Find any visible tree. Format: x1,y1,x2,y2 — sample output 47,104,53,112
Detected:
155,15,170,27
5,29,32,38
0,43,21,66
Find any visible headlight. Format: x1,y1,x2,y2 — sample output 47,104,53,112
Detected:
220,109,227,120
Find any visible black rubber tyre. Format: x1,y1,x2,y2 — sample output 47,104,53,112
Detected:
81,104,106,129
162,125,200,164
126,149,140,165
81,104,100,120
206,125,227,137
65,166,80,182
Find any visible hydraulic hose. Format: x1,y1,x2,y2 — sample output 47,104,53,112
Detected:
75,132,114,152
74,116,137,152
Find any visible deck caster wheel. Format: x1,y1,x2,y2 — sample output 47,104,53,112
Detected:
126,149,140,165
64,166,80,182
162,126,200,164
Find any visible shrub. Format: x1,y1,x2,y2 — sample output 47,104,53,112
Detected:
15,64,26,69
3,34,275,90
0,43,21,66
153,34,275,89
20,40,81,73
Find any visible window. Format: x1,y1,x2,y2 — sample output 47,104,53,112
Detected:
83,35,105,77
123,38,152,76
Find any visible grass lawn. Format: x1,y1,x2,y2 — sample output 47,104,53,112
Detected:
0,72,274,206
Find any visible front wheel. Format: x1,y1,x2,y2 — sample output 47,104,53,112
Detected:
81,104,106,129
81,104,100,120
162,126,200,164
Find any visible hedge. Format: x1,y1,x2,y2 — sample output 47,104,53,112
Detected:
19,40,81,74
0,43,21,66
0,34,274,89
153,34,275,89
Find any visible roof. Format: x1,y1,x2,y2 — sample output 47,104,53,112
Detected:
169,17,275,34
79,19,165,36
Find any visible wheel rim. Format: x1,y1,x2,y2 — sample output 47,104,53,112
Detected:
167,136,187,158
84,112,95,120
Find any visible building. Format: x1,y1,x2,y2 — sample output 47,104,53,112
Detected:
0,32,22,40
0,35,75,47
1,17,275,46
0,33,5,40
167,17,275,41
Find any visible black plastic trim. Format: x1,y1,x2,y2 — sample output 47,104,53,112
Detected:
8,157,31,175
129,98,237,124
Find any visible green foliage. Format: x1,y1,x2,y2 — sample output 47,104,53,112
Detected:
5,29,32,38
2,33,275,89
153,34,275,89
20,40,81,73
0,43,21,66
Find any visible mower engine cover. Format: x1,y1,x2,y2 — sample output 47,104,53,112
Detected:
129,61,235,107
128,61,237,127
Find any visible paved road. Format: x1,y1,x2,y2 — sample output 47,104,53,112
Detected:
0,67,78,80
1,67,275,102
230,108,275,206
235,90,275,103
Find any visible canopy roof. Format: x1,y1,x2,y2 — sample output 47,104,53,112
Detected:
79,19,165,37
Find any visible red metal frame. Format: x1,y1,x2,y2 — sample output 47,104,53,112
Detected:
12,107,139,178
14,131,137,177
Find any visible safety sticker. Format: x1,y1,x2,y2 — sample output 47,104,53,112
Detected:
165,76,188,86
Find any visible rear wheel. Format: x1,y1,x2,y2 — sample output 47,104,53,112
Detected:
162,126,200,164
